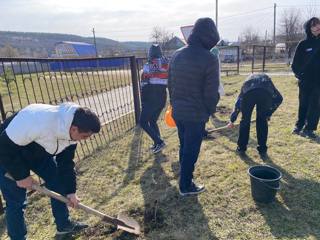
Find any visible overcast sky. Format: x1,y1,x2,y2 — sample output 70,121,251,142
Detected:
0,0,319,42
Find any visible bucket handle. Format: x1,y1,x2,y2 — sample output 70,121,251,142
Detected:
258,179,281,190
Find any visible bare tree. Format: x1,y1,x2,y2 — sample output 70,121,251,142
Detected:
279,8,304,59
303,0,320,20
150,27,174,53
239,27,261,45
0,44,20,57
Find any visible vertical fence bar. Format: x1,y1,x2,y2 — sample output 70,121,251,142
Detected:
129,56,140,124
251,45,255,73
262,46,266,72
0,196,4,215
0,94,4,214
237,46,240,75
0,94,6,122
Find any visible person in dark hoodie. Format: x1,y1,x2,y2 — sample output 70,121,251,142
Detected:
0,103,101,239
168,18,220,196
228,73,283,155
139,44,168,153
291,17,320,138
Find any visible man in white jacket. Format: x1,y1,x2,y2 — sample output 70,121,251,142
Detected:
0,102,101,240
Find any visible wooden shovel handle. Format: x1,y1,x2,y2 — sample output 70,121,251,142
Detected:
4,173,120,226
208,120,256,133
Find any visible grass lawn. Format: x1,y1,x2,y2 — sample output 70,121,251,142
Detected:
1,74,320,240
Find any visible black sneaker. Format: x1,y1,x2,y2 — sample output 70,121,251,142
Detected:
56,220,89,237
301,129,318,139
236,146,246,154
292,127,301,135
149,144,156,151
152,142,165,154
257,146,268,155
179,182,206,196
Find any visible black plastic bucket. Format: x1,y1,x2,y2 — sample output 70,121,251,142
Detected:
248,165,282,203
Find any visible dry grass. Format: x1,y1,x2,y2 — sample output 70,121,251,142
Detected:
1,74,320,240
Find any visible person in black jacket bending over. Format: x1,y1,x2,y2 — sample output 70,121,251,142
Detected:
291,17,320,138
140,44,168,154
228,73,283,155
0,103,101,240
168,18,220,196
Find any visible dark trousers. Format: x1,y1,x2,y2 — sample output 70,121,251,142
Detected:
175,120,205,190
139,86,166,145
296,84,320,131
238,89,272,152
0,158,70,240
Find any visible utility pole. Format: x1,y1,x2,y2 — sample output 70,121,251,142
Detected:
273,3,277,46
215,0,218,29
92,28,98,57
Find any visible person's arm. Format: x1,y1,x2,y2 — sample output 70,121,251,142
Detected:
203,55,220,115
55,144,77,195
230,95,242,123
267,83,283,117
291,42,304,78
0,111,42,180
0,131,30,180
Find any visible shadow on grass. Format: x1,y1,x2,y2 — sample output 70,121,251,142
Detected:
137,152,217,240
242,154,320,239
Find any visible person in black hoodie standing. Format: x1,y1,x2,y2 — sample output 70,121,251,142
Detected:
291,17,320,138
168,18,220,196
228,73,283,155
139,44,168,153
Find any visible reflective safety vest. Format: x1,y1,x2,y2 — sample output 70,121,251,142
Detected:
141,57,168,87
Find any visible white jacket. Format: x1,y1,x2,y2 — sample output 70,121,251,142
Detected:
6,103,79,155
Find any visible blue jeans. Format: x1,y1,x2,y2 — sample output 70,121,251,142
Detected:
0,158,70,240
175,120,205,190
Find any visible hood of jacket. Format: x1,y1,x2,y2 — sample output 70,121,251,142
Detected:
304,17,320,39
57,102,80,140
148,44,163,61
187,18,220,50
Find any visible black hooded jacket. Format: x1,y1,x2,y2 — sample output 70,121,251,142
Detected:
168,18,220,122
291,18,320,87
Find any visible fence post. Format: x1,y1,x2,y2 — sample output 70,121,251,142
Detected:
237,46,240,75
0,196,3,215
0,94,4,215
129,56,141,124
0,94,6,123
251,45,255,73
262,46,266,72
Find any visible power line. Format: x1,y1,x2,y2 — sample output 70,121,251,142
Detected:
220,7,273,20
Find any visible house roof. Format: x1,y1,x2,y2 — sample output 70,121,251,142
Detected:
55,41,96,56
165,36,185,49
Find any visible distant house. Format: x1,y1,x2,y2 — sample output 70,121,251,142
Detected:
165,36,185,50
53,41,97,58
163,36,185,56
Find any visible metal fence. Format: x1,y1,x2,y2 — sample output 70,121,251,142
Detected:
0,57,141,145
251,45,291,73
0,56,142,213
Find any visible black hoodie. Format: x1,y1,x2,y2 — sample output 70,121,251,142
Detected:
168,18,220,122
291,17,320,87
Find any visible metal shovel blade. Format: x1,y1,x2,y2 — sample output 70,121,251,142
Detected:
117,212,141,235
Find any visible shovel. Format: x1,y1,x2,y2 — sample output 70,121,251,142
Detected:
5,173,140,235
207,120,256,133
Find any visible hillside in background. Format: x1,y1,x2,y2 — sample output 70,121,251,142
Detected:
0,31,151,57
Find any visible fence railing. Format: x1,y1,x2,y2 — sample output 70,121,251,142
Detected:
0,56,142,213
0,57,141,147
